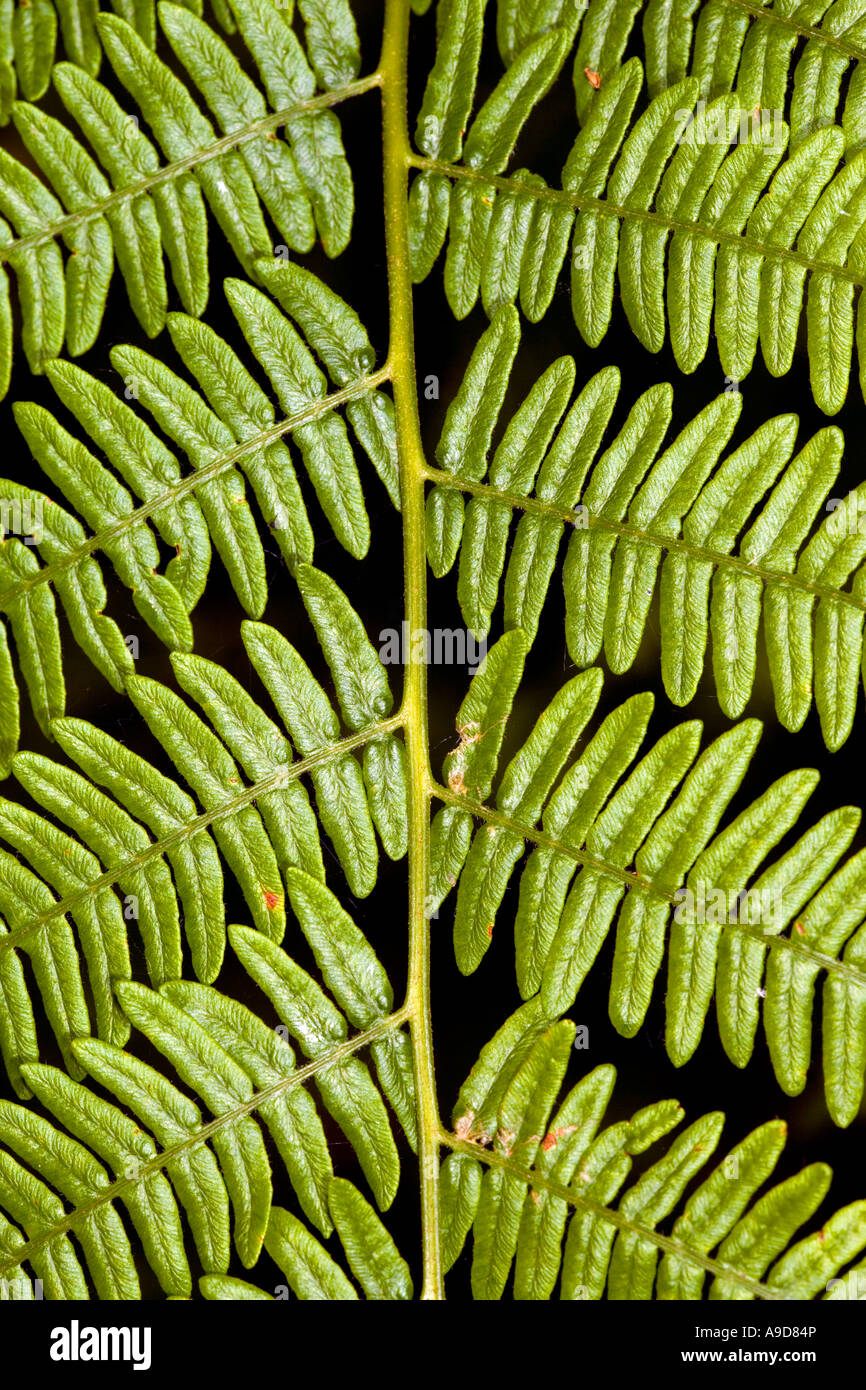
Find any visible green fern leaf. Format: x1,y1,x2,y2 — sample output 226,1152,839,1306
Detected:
446,1019,866,1298
264,1204,357,1300
1,0,866,1309
229,923,402,1209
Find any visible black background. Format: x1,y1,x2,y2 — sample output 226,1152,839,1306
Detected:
0,0,863,1302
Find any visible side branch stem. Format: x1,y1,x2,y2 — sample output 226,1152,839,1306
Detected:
0,1009,410,1279
423,466,866,615
409,155,866,290
429,782,866,990
440,1130,789,1301
0,77,384,261
0,715,404,957
0,368,390,608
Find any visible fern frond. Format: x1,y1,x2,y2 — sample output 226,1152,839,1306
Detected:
0,0,363,386
0,587,407,1091
441,1017,866,1299
432,633,866,1126
77,1014,864,1301
412,9,866,414
0,959,411,1294
644,0,866,155
0,270,395,769
513,0,866,160
428,309,866,751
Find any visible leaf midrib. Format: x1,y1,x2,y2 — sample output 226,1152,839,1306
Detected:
424,466,866,614
0,1008,410,1280
0,76,383,263
0,367,390,609
408,155,866,290
716,0,866,62
0,714,403,954
429,780,866,992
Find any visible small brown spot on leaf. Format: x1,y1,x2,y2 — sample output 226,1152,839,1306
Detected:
585,68,601,89
264,889,282,911
454,1113,474,1140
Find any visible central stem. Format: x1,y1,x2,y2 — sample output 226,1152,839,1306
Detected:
380,0,443,1299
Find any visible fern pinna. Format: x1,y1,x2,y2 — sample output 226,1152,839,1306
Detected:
0,0,864,1311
